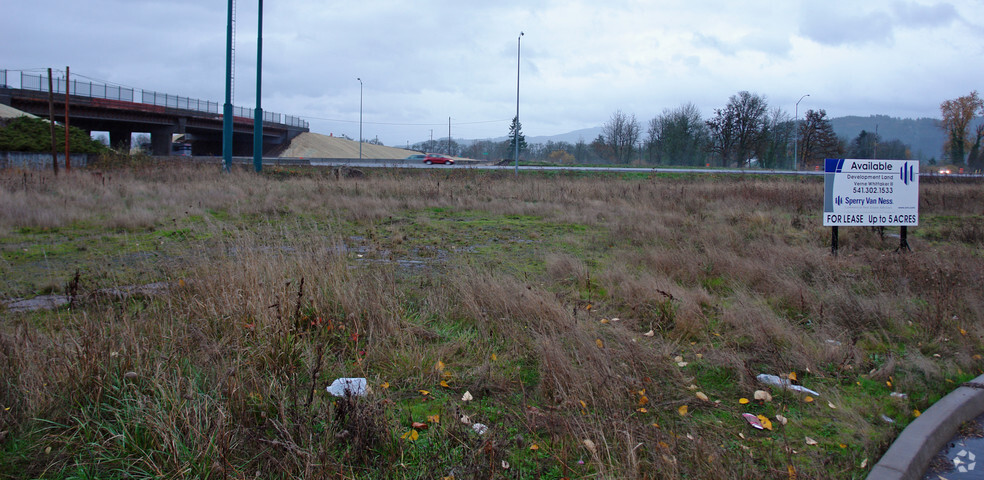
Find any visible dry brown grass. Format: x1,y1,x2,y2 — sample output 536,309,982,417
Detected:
1,163,983,478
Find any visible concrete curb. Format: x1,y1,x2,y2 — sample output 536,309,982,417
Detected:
867,373,984,479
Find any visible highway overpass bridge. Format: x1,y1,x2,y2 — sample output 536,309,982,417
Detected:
0,70,308,156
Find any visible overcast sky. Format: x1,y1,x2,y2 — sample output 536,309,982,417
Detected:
3,0,983,145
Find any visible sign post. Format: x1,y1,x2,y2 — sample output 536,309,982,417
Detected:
823,159,919,254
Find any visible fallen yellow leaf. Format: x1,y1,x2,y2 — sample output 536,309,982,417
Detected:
440,380,450,388
788,372,798,381
886,380,892,388
178,279,186,288
419,390,430,396
579,400,587,409
600,318,610,324
490,353,497,361
427,414,440,423
435,360,445,372
914,409,921,417
678,405,688,416
961,328,968,336
381,382,390,389
401,430,419,441
585,304,592,311
596,339,604,349
839,444,847,449
637,408,648,413
739,398,750,404
757,414,773,431
788,464,797,480
639,395,649,406
530,444,539,451
804,396,814,403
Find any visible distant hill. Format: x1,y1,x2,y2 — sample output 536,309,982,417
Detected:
829,115,941,161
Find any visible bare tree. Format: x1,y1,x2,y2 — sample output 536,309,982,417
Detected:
648,103,709,165
707,91,769,167
602,110,641,164
798,109,843,169
757,107,793,168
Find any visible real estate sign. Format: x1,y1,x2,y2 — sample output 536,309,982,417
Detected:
823,158,919,227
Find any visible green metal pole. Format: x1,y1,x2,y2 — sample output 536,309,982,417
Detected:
253,0,263,172
514,32,522,175
222,0,234,172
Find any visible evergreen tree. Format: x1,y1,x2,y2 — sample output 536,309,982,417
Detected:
507,116,527,159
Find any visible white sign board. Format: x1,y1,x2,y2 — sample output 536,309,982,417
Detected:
823,158,919,226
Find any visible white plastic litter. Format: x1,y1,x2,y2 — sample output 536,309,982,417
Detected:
756,374,820,397
880,414,895,424
890,392,908,399
472,423,488,435
325,377,368,397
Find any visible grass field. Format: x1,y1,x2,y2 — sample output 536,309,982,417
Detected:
1,161,983,479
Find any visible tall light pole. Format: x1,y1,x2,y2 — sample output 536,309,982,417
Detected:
514,31,524,175
794,94,809,170
222,0,234,172
357,77,363,159
253,0,263,173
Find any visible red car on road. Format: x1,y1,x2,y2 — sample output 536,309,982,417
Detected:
423,153,454,165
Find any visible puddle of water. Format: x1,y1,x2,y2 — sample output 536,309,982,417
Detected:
924,413,984,479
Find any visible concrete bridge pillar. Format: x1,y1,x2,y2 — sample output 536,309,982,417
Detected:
109,129,132,151
150,126,177,156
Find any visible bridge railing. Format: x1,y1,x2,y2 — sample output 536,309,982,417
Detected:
5,70,308,129
142,90,220,114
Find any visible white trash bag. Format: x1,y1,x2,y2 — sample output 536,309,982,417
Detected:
326,377,368,397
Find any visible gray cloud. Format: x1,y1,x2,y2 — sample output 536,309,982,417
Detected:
3,0,982,144
798,5,895,46
891,1,960,28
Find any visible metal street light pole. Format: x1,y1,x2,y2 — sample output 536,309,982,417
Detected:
514,31,523,175
794,94,809,170
357,78,363,159
253,0,263,173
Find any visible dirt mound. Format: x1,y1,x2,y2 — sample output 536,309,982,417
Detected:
0,103,37,120
278,132,417,159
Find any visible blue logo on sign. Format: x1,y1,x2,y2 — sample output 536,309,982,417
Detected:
835,196,843,206
901,162,914,185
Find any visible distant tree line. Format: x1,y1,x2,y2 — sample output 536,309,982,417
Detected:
465,90,932,168
405,87,984,168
